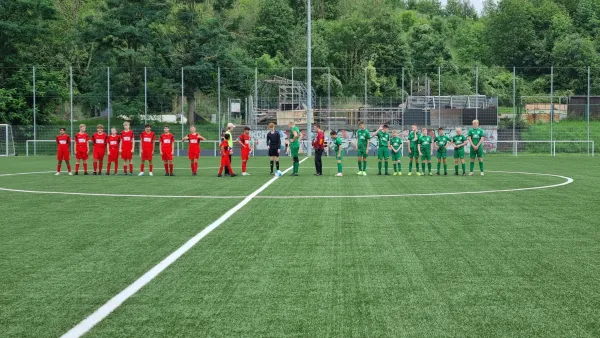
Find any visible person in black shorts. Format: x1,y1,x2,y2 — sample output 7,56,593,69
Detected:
266,122,281,175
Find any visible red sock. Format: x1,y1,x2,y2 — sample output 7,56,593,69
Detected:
190,162,194,173
76,163,80,173
169,164,174,174
140,163,145,172
99,161,104,173
57,164,61,173
195,162,199,173
93,162,98,172
83,163,88,173
164,163,169,172
129,164,133,173
218,166,223,175
107,163,112,173
124,165,128,173
114,160,118,173
149,164,153,173
67,164,71,172
228,165,234,175
242,161,247,173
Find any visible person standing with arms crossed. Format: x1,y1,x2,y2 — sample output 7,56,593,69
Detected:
313,124,325,176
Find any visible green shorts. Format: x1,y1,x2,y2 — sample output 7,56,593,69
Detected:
421,150,431,161
378,147,389,160
470,146,484,159
409,146,419,158
436,149,447,159
336,152,344,160
454,148,465,159
290,145,299,157
357,144,368,158
391,151,402,161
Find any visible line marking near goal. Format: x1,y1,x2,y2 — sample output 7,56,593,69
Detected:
59,156,310,338
0,171,573,200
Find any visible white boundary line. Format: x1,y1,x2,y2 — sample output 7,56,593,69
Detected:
59,157,310,338
0,171,573,199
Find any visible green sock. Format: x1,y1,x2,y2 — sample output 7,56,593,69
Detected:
378,161,382,174
416,162,420,172
384,161,388,174
444,163,447,174
409,162,412,172
295,162,299,173
455,165,458,173
421,163,425,172
393,163,397,172
399,163,402,172
337,163,342,173
479,161,484,172
428,162,432,173
363,161,367,171
437,162,441,173
470,162,474,172
358,161,362,171
462,163,466,173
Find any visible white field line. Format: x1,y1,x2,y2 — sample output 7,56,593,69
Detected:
0,171,573,200
60,157,310,338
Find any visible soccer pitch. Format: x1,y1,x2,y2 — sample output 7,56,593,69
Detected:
1,155,599,337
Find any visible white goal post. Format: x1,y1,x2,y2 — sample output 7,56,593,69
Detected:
0,124,16,156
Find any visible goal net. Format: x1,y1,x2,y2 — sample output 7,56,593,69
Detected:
0,124,16,156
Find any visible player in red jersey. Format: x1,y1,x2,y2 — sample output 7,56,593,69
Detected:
237,126,252,176
55,128,72,176
91,124,108,175
182,125,206,176
159,125,175,176
138,124,155,176
218,133,236,177
74,124,90,175
119,121,135,175
106,127,120,175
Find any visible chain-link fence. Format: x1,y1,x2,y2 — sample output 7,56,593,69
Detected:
3,65,598,157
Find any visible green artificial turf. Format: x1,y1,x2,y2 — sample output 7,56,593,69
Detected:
1,155,599,337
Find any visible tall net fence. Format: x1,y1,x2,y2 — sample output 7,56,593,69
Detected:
2,66,598,157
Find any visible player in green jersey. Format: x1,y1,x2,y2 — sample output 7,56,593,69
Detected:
452,127,467,175
331,130,343,177
407,124,421,176
434,127,451,176
376,124,391,175
467,119,485,176
390,130,403,176
288,121,301,176
417,128,433,176
356,121,370,176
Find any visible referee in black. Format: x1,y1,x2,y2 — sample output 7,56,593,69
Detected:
266,122,281,175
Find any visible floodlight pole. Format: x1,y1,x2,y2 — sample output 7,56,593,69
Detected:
306,0,312,156
107,67,110,131
70,66,74,154
33,67,36,155
550,66,554,156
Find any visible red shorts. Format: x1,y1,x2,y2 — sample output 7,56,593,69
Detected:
220,156,231,166
161,152,173,161
141,149,153,161
108,152,119,162
241,150,250,161
93,150,105,161
76,150,89,160
121,149,132,160
57,148,70,161
188,150,199,160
